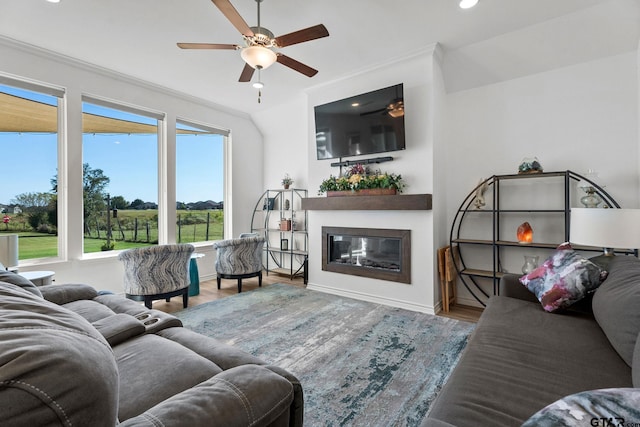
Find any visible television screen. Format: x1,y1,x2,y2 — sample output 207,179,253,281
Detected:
314,84,405,160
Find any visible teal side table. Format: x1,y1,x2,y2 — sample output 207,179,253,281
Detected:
188,253,205,296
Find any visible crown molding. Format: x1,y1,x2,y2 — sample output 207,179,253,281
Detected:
0,35,250,120
305,43,443,94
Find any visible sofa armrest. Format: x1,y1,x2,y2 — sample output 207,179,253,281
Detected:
92,313,146,346
499,274,538,303
39,283,99,305
119,365,295,427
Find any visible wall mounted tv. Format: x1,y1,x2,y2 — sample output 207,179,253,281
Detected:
314,83,405,160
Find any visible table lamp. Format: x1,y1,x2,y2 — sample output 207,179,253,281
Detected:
570,208,640,255
0,234,19,270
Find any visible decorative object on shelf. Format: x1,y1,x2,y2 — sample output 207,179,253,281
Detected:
280,219,292,231
263,197,275,210
284,199,290,210
578,169,603,208
521,255,539,274
281,173,294,189
473,178,488,209
280,238,288,251
317,163,404,196
517,222,533,244
517,157,543,174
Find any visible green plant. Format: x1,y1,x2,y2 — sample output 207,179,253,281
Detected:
101,241,115,251
281,173,294,187
317,164,405,195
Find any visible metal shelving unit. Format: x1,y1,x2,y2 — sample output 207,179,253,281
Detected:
251,188,308,283
449,170,620,306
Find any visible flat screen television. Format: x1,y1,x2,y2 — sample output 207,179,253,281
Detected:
314,83,405,160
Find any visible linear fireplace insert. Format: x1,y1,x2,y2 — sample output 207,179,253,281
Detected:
322,226,411,283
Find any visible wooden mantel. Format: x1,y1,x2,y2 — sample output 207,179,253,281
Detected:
301,194,432,211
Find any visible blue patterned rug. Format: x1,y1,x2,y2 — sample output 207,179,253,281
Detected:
175,284,475,426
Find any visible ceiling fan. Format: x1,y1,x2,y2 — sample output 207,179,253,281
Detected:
177,0,329,88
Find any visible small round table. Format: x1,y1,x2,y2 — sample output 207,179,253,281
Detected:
19,270,55,287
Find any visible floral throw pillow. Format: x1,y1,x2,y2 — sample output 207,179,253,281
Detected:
519,242,608,312
522,388,640,427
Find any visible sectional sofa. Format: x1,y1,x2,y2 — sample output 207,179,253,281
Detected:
423,252,640,426
0,271,303,426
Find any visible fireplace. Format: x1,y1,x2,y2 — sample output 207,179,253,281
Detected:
322,226,411,283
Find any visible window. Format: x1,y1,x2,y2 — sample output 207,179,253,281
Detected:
82,96,161,253
176,119,227,243
0,78,63,264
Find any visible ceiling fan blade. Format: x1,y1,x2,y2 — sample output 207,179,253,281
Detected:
177,43,239,50
275,24,329,48
239,63,255,82
211,0,254,37
276,54,318,77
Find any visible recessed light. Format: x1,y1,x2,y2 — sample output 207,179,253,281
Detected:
351,102,360,107
46,0,61,3
459,0,478,9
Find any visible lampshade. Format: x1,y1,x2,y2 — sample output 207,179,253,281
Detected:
241,46,277,70
0,234,19,269
570,208,640,251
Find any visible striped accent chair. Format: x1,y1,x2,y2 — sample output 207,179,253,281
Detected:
214,235,265,293
118,244,195,309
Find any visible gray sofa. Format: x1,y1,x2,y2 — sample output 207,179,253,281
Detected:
423,255,640,426
0,271,303,427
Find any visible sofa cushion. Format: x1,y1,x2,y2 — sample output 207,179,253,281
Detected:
0,282,119,426
0,270,41,297
521,388,640,427
593,256,640,367
39,282,99,305
120,365,294,427
114,332,224,420
519,242,607,312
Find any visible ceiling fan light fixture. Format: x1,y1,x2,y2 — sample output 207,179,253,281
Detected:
241,46,277,69
252,81,264,89
459,0,479,9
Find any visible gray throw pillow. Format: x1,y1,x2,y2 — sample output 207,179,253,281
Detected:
592,256,640,367
0,269,42,297
634,332,640,388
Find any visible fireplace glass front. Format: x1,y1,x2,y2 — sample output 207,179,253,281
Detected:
322,226,411,283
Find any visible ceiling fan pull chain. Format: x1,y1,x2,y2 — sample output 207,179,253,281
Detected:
258,89,262,103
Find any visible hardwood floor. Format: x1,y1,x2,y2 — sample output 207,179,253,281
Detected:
152,274,483,323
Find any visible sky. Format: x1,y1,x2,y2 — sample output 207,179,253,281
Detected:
0,84,224,206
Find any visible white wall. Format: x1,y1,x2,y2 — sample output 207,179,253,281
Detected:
444,51,639,306
254,46,444,313
1,38,264,292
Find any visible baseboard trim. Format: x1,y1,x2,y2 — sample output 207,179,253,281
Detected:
306,282,436,315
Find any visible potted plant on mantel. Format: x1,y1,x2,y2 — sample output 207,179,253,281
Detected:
317,163,405,196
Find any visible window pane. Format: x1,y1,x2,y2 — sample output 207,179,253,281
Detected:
176,120,225,243
0,83,60,264
82,101,158,253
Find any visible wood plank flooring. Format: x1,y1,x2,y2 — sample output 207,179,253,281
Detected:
152,274,482,323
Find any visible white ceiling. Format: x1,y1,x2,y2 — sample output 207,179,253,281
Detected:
1,0,638,115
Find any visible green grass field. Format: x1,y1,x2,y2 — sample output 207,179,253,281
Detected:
2,209,223,259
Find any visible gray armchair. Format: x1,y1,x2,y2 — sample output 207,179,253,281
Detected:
118,244,194,309
213,236,264,293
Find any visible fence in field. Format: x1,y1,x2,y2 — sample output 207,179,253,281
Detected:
83,210,223,244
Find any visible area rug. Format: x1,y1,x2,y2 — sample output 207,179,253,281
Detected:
175,284,475,426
